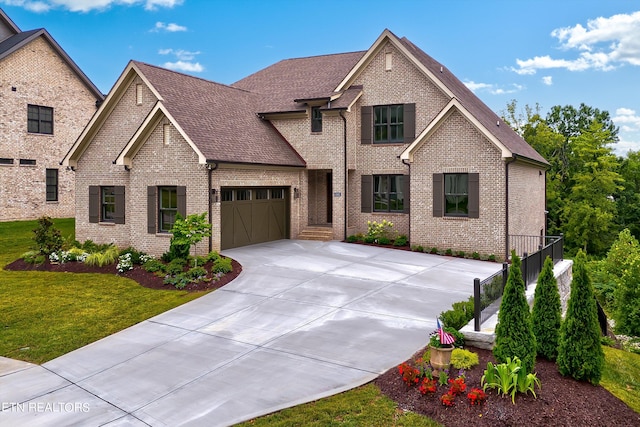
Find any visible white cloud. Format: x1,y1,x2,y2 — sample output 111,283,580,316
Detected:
1,0,182,12
513,11,640,74
152,21,187,32
163,60,203,72
612,108,640,155
159,48,203,72
464,80,523,95
542,76,553,85
613,107,640,131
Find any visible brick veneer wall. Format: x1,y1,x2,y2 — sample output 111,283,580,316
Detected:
0,36,98,221
507,161,546,254
410,110,507,257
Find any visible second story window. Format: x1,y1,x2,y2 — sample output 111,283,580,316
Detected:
311,106,322,132
28,105,53,135
374,105,403,143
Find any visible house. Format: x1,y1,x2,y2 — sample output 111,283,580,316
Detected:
0,9,103,221
62,29,548,259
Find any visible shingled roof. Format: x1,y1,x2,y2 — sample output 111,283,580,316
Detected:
397,36,547,165
232,51,365,114
133,62,306,167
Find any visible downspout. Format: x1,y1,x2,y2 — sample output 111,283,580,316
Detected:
207,162,219,252
340,111,348,240
401,158,411,242
505,154,517,260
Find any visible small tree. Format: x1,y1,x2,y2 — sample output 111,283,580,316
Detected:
614,252,640,336
557,250,604,384
531,257,562,360
33,216,63,256
493,251,537,374
167,213,211,262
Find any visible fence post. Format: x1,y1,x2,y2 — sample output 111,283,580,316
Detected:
522,252,528,290
474,278,481,331
502,262,508,291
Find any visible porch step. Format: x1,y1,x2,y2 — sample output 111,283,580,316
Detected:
297,226,334,241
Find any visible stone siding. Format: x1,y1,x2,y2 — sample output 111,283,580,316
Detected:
0,36,98,221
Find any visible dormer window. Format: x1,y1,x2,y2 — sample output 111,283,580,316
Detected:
311,106,322,133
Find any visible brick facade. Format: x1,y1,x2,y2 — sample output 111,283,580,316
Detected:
0,36,99,221
67,32,546,257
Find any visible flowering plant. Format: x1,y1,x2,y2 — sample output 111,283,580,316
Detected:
467,388,487,406
448,376,467,396
440,391,456,406
418,378,437,394
398,363,420,387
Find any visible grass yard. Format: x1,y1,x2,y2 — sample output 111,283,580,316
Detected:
0,218,204,364
602,346,640,413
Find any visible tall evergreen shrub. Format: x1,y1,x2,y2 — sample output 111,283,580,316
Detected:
531,256,562,360
493,251,537,374
557,250,604,384
614,252,640,337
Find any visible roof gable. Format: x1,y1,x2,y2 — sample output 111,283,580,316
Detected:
0,8,20,42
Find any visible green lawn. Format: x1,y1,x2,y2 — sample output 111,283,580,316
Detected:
602,346,640,413
0,218,204,363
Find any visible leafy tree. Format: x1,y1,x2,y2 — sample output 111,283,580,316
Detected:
614,252,640,337
557,250,604,384
166,213,211,262
33,216,63,256
531,257,562,360
615,150,640,240
562,121,623,254
493,251,536,374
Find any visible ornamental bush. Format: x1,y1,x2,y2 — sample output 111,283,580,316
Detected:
531,256,562,360
493,251,536,374
557,250,604,384
613,252,640,337
32,216,63,256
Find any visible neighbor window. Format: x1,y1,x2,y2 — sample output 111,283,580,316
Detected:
101,187,115,221
444,174,469,216
28,105,53,134
311,106,322,132
19,159,36,166
46,169,58,202
374,105,403,143
0,158,13,165
159,186,178,232
373,175,404,212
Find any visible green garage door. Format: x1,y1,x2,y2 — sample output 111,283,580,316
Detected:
220,187,290,249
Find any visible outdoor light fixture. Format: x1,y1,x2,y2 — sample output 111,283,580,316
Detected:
211,188,219,203
294,187,300,199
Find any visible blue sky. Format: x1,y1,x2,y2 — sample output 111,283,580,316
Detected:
3,0,640,154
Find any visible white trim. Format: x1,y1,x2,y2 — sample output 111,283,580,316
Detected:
115,103,206,167
400,98,512,162
335,29,454,99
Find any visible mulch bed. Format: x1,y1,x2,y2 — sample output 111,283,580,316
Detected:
375,345,640,426
4,257,242,292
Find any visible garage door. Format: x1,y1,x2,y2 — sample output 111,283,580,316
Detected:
221,187,290,249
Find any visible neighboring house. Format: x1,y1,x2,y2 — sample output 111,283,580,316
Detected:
0,9,103,221
62,29,548,259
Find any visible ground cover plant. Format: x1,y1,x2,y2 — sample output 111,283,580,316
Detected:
0,218,239,363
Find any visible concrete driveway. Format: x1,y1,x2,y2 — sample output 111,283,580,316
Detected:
0,240,501,426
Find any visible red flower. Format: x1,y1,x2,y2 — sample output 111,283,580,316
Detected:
448,377,467,395
467,388,487,406
398,362,420,387
418,378,438,394
440,391,456,407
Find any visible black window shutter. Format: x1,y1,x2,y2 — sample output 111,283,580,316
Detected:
433,174,443,217
114,186,125,224
403,103,416,144
361,175,372,213
361,106,372,145
89,186,99,223
177,186,187,217
147,186,157,233
468,173,480,218
402,175,410,214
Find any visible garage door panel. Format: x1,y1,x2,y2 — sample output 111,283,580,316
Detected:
221,187,289,249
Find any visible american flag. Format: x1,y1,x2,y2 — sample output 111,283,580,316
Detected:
437,319,456,345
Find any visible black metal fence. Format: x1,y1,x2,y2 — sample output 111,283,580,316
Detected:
473,235,564,331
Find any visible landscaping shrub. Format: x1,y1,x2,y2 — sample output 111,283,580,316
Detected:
84,245,119,267
531,256,562,360
21,250,44,264
440,296,474,330
393,235,408,246
411,245,424,252
430,247,438,254
366,219,394,241
185,266,208,281
346,235,358,243
493,251,536,374
472,252,480,260
166,258,187,276
488,254,497,262
557,250,604,384
32,216,63,256
190,256,208,268
213,257,233,274
445,248,453,256
456,251,465,258
451,348,479,370
143,259,165,274
614,253,640,337
377,237,391,245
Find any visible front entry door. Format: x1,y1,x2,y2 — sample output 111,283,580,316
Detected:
326,172,333,223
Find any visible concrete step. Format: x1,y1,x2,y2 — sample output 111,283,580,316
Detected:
297,227,334,241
